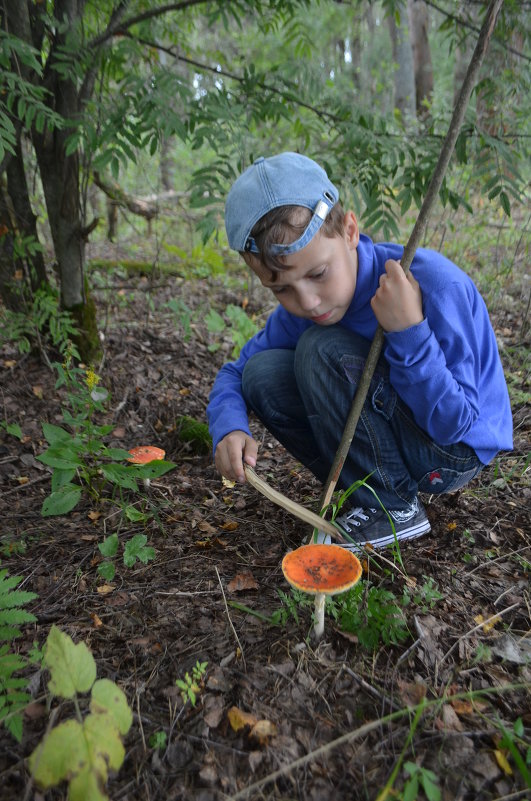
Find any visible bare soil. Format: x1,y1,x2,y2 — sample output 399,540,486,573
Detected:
0,258,529,801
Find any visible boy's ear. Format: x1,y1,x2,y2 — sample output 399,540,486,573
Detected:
344,211,359,248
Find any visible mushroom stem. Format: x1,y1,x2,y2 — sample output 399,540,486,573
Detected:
313,593,326,640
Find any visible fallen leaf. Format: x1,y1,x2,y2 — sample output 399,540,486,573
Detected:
493,749,512,776
228,570,259,593
96,583,115,595
32,385,43,399
87,510,101,522
198,520,217,535
228,706,258,732
397,679,427,708
203,695,225,728
222,477,236,489
450,697,489,715
16,476,29,485
435,703,464,732
24,702,47,720
179,388,191,395
474,612,501,632
447,521,457,531
221,521,239,531
112,426,126,437
4,360,16,368
90,613,103,628
249,719,277,745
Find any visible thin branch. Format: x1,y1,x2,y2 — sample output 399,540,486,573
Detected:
215,565,246,671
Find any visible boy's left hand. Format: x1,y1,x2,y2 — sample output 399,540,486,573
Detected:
371,259,424,332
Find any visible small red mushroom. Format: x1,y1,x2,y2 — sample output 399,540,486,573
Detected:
282,544,362,640
127,446,166,487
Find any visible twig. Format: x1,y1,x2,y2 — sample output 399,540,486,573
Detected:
215,566,246,671
436,601,520,673
320,0,505,511
341,665,400,711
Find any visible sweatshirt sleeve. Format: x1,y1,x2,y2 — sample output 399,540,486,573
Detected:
383,280,489,445
207,308,308,453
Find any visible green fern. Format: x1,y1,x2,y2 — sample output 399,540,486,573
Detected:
0,568,38,741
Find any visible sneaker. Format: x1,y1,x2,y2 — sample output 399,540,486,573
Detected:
334,497,431,551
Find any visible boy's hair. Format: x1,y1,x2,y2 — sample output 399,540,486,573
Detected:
244,202,346,272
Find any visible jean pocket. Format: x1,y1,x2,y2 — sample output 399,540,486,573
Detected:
418,465,482,494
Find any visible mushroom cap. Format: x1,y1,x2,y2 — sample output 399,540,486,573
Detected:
127,446,166,464
282,544,362,596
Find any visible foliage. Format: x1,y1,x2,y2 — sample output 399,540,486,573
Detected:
401,761,441,801
2,0,527,350
97,532,155,581
334,581,410,650
176,415,213,454
29,626,133,801
0,569,38,742
175,660,208,707
206,304,260,358
0,285,80,360
36,359,175,516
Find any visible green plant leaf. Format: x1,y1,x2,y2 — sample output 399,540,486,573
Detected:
41,484,82,516
41,422,73,446
51,467,77,492
98,534,119,558
123,505,148,522
90,678,133,735
97,562,116,581
29,718,86,788
37,445,83,470
44,625,96,698
68,767,108,801
133,460,175,480
101,463,138,490
123,534,155,567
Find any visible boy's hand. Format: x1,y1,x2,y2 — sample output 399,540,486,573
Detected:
215,430,258,483
371,259,424,332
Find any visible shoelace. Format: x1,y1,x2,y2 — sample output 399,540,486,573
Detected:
339,507,378,532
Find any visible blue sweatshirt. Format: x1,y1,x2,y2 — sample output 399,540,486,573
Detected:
207,235,513,464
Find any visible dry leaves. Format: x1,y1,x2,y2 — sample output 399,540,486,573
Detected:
227,570,259,593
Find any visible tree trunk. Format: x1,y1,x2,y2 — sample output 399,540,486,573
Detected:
407,0,434,117
388,3,416,120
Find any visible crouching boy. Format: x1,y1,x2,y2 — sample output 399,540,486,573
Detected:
207,152,513,549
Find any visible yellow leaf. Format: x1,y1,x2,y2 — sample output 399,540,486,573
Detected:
4,360,16,368
222,477,236,489
16,476,29,485
474,613,501,632
33,385,43,399
221,521,239,531
249,719,277,745
227,706,257,732
97,584,115,595
88,511,101,522
447,521,457,531
91,613,103,628
493,749,512,776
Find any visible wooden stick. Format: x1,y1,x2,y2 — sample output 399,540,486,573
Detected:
244,465,341,539
320,0,504,512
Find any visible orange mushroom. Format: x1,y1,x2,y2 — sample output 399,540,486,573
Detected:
127,446,166,487
282,544,362,640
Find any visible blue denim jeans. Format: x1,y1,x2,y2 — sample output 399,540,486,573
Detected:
241,326,483,511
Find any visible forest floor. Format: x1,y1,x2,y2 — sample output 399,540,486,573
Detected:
0,235,530,801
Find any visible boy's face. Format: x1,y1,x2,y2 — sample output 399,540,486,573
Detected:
245,211,359,325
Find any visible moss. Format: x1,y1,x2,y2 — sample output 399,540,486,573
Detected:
70,281,101,364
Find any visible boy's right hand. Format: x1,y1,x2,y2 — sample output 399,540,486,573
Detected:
214,430,258,483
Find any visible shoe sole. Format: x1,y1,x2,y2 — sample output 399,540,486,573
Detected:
340,519,431,551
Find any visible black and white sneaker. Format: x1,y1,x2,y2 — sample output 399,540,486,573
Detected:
333,497,431,550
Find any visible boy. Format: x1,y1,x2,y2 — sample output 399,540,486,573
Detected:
207,152,513,549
